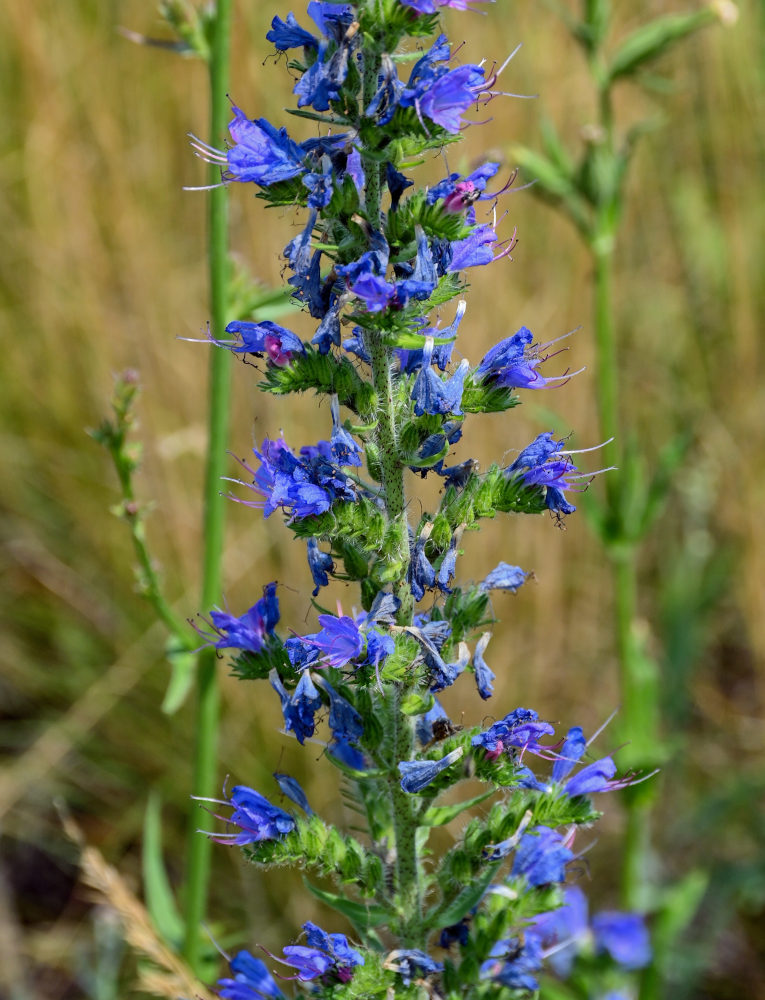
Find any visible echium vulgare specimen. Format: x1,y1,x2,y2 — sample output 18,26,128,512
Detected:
192,1,650,997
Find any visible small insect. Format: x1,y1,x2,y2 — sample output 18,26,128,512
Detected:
431,717,463,742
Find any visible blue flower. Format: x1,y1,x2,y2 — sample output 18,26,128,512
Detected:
511,826,573,886
285,635,320,671
328,737,367,771
305,614,363,668
473,631,495,700
416,63,488,132
221,320,305,367
471,708,554,760
201,785,295,846
316,676,364,743
385,949,443,986
222,108,306,185
402,0,490,11
398,747,463,793
479,935,543,992
266,12,318,51
282,923,363,984
552,725,587,783
476,326,580,389
273,772,313,815
280,946,333,981
532,886,651,972
411,338,469,417
231,436,357,521
446,223,511,271
506,431,603,516
591,911,651,969
201,583,279,654
306,538,334,596
270,669,322,744
478,562,528,594
330,396,362,467
427,162,500,210
364,627,394,666
217,949,284,1000
408,530,436,601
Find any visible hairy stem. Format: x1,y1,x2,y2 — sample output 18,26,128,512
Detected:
183,0,233,971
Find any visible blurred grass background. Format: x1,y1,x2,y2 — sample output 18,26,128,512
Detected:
0,0,763,997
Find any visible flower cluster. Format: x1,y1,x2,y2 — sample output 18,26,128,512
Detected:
186,0,653,997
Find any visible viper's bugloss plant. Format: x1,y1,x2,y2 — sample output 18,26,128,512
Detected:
182,1,655,997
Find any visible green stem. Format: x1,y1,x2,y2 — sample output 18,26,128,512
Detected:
592,194,651,914
386,686,422,946
357,36,419,941
183,0,233,972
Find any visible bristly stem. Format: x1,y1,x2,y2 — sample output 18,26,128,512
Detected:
183,0,233,972
358,32,419,940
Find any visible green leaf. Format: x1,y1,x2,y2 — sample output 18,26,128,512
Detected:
161,637,196,714
400,692,434,717
304,879,391,932
426,862,500,929
421,790,496,828
608,10,714,83
142,791,184,947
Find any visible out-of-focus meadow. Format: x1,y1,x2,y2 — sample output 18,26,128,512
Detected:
1,0,763,996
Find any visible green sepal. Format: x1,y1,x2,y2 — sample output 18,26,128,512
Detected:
290,496,387,552
304,879,392,933
385,329,456,351
230,634,291,682
400,691,434,717
286,107,351,126
259,347,377,419
421,789,496,829
401,441,449,470
426,862,501,930
386,189,473,247
245,816,385,896
255,176,309,208
461,376,520,414
442,587,493,648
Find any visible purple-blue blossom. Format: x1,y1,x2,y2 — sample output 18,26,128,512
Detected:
266,12,318,51
511,825,573,886
221,320,305,367
398,747,463,792
201,785,295,846
200,582,279,654
270,669,322,744
304,614,364,668
307,537,334,596
411,338,469,417
229,437,356,521
478,562,528,593
273,772,313,815
217,950,284,1000
479,935,543,993
316,676,364,743
471,707,554,760
473,631,495,700
385,949,444,986
193,108,306,186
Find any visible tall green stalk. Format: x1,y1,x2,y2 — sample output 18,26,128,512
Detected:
183,0,233,971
